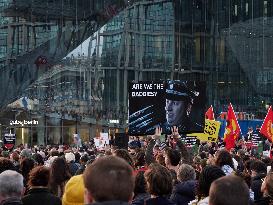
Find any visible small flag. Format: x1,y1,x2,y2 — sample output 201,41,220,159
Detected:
224,103,241,150
205,105,215,120
260,106,273,142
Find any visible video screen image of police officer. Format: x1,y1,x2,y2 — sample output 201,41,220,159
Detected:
128,81,206,135
163,80,206,134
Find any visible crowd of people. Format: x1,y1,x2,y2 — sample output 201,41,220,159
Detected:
0,129,273,205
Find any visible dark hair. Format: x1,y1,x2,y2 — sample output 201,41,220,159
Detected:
83,156,134,202
155,153,166,167
165,149,181,166
261,157,271,166
11,152,20,161
144,163,172,197
75,152,81,163
28,166,50,187
198,165,225,199
209,175,249,205
215,150,234,169
49,157,71,197
264,172,273,199
250,160,267,174
32,153,44,166
20,158,35,184
80,154,89,163
235,171,251,188
134,171,146,196
0,157,15,174
134,151,146,168
114,149,134,168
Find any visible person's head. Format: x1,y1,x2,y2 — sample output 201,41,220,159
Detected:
177,164,196,182
209,175,249,205
62,175,85,205
20,149,32,160
10,152,20,162
134,151,146,168
27,166,50,188
164,148,181,168
215,149,234,169
20,158,35,180
80,154,89,165
0,157,15,174
261,172,273,199
165,80,196,126
65,152,75,163
155,153,166,167
83,156,134,203
144,163,172,197
134,171,146,196
50,157,71,185
198,165,225,199
32,153,44,166
113,149,134,168
250,160,267,177
0,170,24,202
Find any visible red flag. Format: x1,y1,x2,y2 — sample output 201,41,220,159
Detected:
260,106,273,142
205,105,215,120
224,103,241,150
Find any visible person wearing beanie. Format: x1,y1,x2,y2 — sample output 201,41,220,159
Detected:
65,152,79,176
188,165,225,205
62,175,84,205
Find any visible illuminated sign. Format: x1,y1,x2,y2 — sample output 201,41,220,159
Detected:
10,120,38,126
109,119,119,124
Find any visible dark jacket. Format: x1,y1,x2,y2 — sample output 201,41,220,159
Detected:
251,174,267,201
0,197,23,205
68,162,79,176
88,201,129,205
131,196,175,205
171,180,197,205
254,196,271,205
145,139,156,165
145,197,176,205
22,188,61,205
132,193,150,205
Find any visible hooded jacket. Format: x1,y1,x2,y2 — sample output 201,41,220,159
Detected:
171,180,197,205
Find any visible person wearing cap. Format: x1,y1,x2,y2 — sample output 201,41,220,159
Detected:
163,80,201,134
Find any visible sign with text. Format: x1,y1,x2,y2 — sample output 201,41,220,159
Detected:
187,120,221,142
128,81,206,135
3,132,16,150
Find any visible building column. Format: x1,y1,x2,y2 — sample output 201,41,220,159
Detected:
37,116,45,145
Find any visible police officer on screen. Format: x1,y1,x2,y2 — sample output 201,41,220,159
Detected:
163,80,201,134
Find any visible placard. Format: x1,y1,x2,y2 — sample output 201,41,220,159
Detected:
3,132,16,150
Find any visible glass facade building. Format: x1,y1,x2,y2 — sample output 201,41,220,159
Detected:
0,0,272,145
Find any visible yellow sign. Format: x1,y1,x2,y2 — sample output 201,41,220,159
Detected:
187,119,221,142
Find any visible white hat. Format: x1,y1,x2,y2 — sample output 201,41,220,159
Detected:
65,152,75,162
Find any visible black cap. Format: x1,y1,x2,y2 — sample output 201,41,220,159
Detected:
166,80,199,102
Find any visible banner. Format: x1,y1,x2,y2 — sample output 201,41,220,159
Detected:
128,80,206,135
224,103,241,150
3,132,16,150
187,119,221,142
100,133,109,145
260,105,273,142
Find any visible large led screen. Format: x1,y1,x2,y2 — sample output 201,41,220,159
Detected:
128,80,206,135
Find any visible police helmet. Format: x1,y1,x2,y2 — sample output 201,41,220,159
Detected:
165,80,199,103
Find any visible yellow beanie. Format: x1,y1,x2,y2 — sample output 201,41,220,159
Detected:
62,175,84,205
